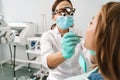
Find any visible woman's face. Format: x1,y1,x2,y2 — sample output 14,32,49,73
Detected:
52,1,73,21
85,11,100,50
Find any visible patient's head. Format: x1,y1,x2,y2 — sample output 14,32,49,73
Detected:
85,2,120,80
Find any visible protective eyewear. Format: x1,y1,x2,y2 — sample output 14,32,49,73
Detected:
52,7,76,16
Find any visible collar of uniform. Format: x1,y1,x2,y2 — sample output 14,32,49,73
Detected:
52,26,63,38
53,26,61,34
53,26,72,34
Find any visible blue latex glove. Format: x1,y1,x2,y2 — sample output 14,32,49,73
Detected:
61,32,80,59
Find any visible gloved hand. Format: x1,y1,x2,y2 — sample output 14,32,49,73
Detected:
61,32,80,59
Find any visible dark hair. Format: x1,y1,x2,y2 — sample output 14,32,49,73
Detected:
94,2,120,80
51,23,56,30
52,0,73,13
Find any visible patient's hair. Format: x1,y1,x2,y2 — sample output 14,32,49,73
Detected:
94,2,120,80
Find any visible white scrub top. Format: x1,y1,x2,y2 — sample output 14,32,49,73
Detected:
64,67,98,80
40,27,91,80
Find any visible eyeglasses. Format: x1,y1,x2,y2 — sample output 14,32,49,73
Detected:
52,7,76,16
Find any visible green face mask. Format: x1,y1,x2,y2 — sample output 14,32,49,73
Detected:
79,50,96,73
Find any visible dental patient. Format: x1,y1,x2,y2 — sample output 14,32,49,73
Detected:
65,1,120,80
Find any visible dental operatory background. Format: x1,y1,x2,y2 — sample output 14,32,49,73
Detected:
0,0,120,80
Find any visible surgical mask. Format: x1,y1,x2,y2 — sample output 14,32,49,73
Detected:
79,50,96,73
56,16,74,30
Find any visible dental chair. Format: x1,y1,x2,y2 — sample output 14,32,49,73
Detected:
0,26,13,80
8,22,37,80
0,15,14,79
9,22,37,45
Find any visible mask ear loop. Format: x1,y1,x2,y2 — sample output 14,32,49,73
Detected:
79,54,87,73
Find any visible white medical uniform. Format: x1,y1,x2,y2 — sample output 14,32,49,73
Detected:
40,27,91,80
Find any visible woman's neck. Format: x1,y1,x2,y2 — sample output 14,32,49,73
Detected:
58,27,69,36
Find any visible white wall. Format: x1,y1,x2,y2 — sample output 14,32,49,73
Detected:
0,0,2,15
1,0,54,33
0,0,3,60
1,0,120,61
0,46,2,60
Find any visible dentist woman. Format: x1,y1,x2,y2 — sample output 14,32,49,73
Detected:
40,0,91,80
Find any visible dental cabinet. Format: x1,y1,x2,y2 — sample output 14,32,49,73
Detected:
26,37,41,65
7,22,38,80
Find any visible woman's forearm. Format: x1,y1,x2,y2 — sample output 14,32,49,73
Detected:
47,51,66,69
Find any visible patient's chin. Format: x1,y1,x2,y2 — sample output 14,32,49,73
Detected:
84,41,94,50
